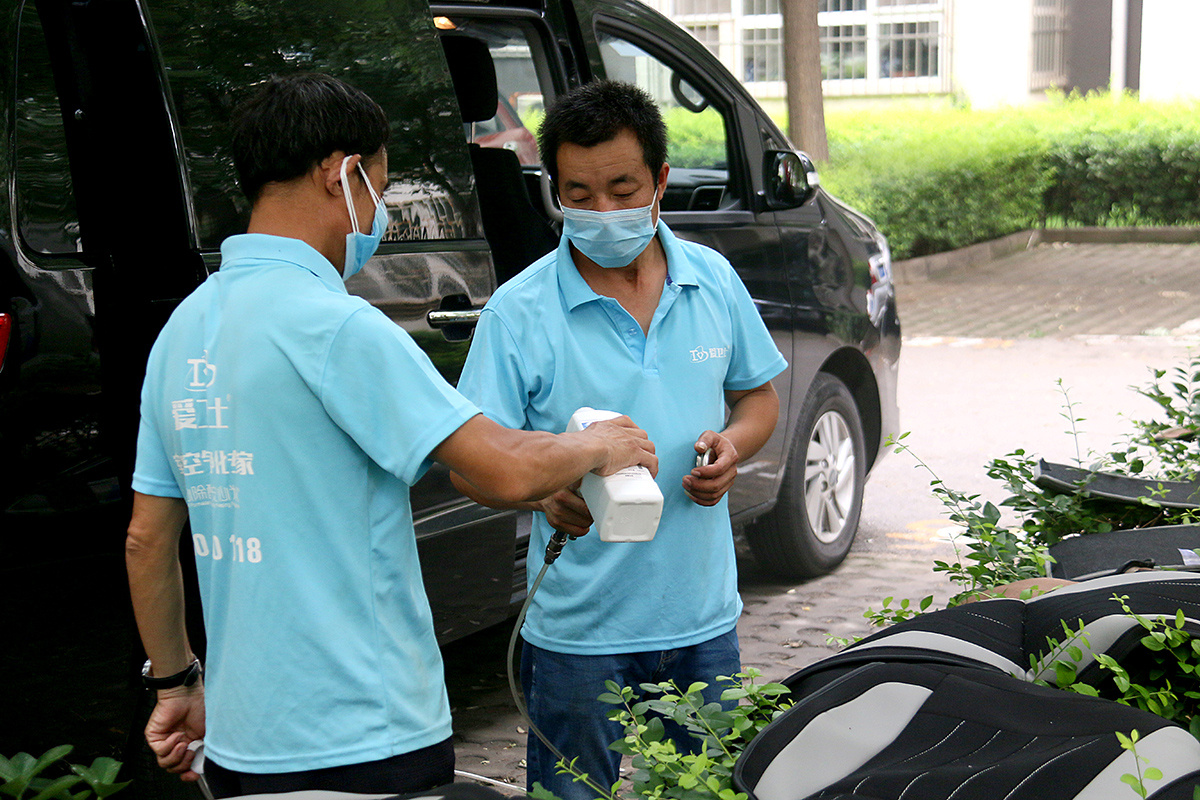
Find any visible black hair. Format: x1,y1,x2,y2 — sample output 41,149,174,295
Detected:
230,73,390,202
537,80,667,186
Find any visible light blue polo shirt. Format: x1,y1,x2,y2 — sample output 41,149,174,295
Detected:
457,222,787,655
132,234,479,773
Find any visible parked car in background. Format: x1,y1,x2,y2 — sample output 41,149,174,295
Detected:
0,0,898,787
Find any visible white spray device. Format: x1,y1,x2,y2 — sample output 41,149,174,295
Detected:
567,407,663,542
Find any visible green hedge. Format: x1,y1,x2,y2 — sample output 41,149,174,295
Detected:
820,94,1200,259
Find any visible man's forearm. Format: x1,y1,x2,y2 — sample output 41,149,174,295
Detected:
722,382,780,463
438,414,655,507
126,493,194,676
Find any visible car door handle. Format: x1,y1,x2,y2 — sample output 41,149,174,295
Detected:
426,309,482,328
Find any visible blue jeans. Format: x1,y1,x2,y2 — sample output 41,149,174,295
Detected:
521,628,740,800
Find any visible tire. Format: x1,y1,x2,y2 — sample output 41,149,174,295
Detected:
747,372,866,579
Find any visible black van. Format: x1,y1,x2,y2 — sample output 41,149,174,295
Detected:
1,0,899,773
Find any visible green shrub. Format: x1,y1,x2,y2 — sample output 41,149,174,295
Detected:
821,93,1200,259
0,746,129,800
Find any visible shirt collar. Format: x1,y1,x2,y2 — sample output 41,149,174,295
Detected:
220,233,347,294
556,220,698,311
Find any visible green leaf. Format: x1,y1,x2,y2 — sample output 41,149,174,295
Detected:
1120,773,1147,799
27,776,82,800
528,781,566,800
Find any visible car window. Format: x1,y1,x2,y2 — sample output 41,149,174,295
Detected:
146,0,481,250
438,17,551,168
14,5,82,259
596,28,738,212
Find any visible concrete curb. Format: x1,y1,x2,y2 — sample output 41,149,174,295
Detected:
892,226,1200,284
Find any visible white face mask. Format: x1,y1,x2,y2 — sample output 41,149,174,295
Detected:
560,189,660,269
340,156,387,280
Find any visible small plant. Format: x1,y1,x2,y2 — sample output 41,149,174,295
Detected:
889,435,1057,606
529,669,792,800
0,746,129,800
1119,356,1200,484
873,367,1199,618
1037,595,1200,740
1117,730,1164,799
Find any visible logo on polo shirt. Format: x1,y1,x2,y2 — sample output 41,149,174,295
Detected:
691,345,729,363
187,352,218,391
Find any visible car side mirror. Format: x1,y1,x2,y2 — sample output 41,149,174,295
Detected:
762,150,818,210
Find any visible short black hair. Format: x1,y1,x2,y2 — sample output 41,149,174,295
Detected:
538,80,667,186
230,73,390,202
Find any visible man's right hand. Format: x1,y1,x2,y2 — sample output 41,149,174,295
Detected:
534,483,594,537
580,415,658,477
145,686,206,782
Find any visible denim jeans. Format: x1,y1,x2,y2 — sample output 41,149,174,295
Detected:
521,628,740,800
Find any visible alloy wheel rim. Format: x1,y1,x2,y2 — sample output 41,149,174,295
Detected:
804,410,856,543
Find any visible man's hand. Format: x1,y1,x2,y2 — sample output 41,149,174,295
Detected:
145,686,206,782
534,483,594,538
682,431,739,506
581,415,658,478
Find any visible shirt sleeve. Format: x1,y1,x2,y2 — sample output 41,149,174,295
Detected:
131,380,185,498
319,307,480,486
456,307,532,431
722,262,789,391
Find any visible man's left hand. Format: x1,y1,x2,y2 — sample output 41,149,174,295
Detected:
682,431,738,506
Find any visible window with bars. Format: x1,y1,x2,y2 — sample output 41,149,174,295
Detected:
819,0,865,11
674,0,731,16
821,24,867,80
743,0,780,16
879,21,939,78
1031,0,1067,90
686,24,721,56
742,27,782,82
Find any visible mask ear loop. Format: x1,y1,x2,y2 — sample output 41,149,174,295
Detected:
340,156,361,235
358,163,383,207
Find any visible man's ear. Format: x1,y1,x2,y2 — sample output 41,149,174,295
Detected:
319,151,357,198
656,162,670,195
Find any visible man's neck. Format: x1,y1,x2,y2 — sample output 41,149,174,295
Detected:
246,187,345,273
573,236,668,334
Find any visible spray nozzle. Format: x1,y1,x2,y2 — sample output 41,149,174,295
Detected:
544,530,571,565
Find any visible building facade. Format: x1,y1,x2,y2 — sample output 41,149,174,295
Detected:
647,0,1160,108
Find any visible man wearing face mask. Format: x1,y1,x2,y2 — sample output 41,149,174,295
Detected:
124,73,658,798
453,81,786,800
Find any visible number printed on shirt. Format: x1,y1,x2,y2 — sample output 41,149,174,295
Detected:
191,533,263,564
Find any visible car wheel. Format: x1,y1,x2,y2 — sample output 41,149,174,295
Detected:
747,372,865,579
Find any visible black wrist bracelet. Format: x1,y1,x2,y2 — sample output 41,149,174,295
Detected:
142,657,202,689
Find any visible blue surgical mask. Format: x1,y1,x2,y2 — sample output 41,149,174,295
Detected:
560,190,659,269
340,156,387,280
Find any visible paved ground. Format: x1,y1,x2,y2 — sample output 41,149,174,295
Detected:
444,240,1200,794
897,241,1200,339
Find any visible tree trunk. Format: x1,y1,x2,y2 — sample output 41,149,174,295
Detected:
780,0,828,161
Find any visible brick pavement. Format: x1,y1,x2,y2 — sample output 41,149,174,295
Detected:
896,241,1200,340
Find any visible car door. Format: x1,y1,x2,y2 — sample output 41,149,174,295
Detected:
140,0,528,643
570,4,796,520
3,0,206,770
430,3,578,593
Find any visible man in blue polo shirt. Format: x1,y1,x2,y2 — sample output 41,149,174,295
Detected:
453,81,787,800
124,73,656,799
